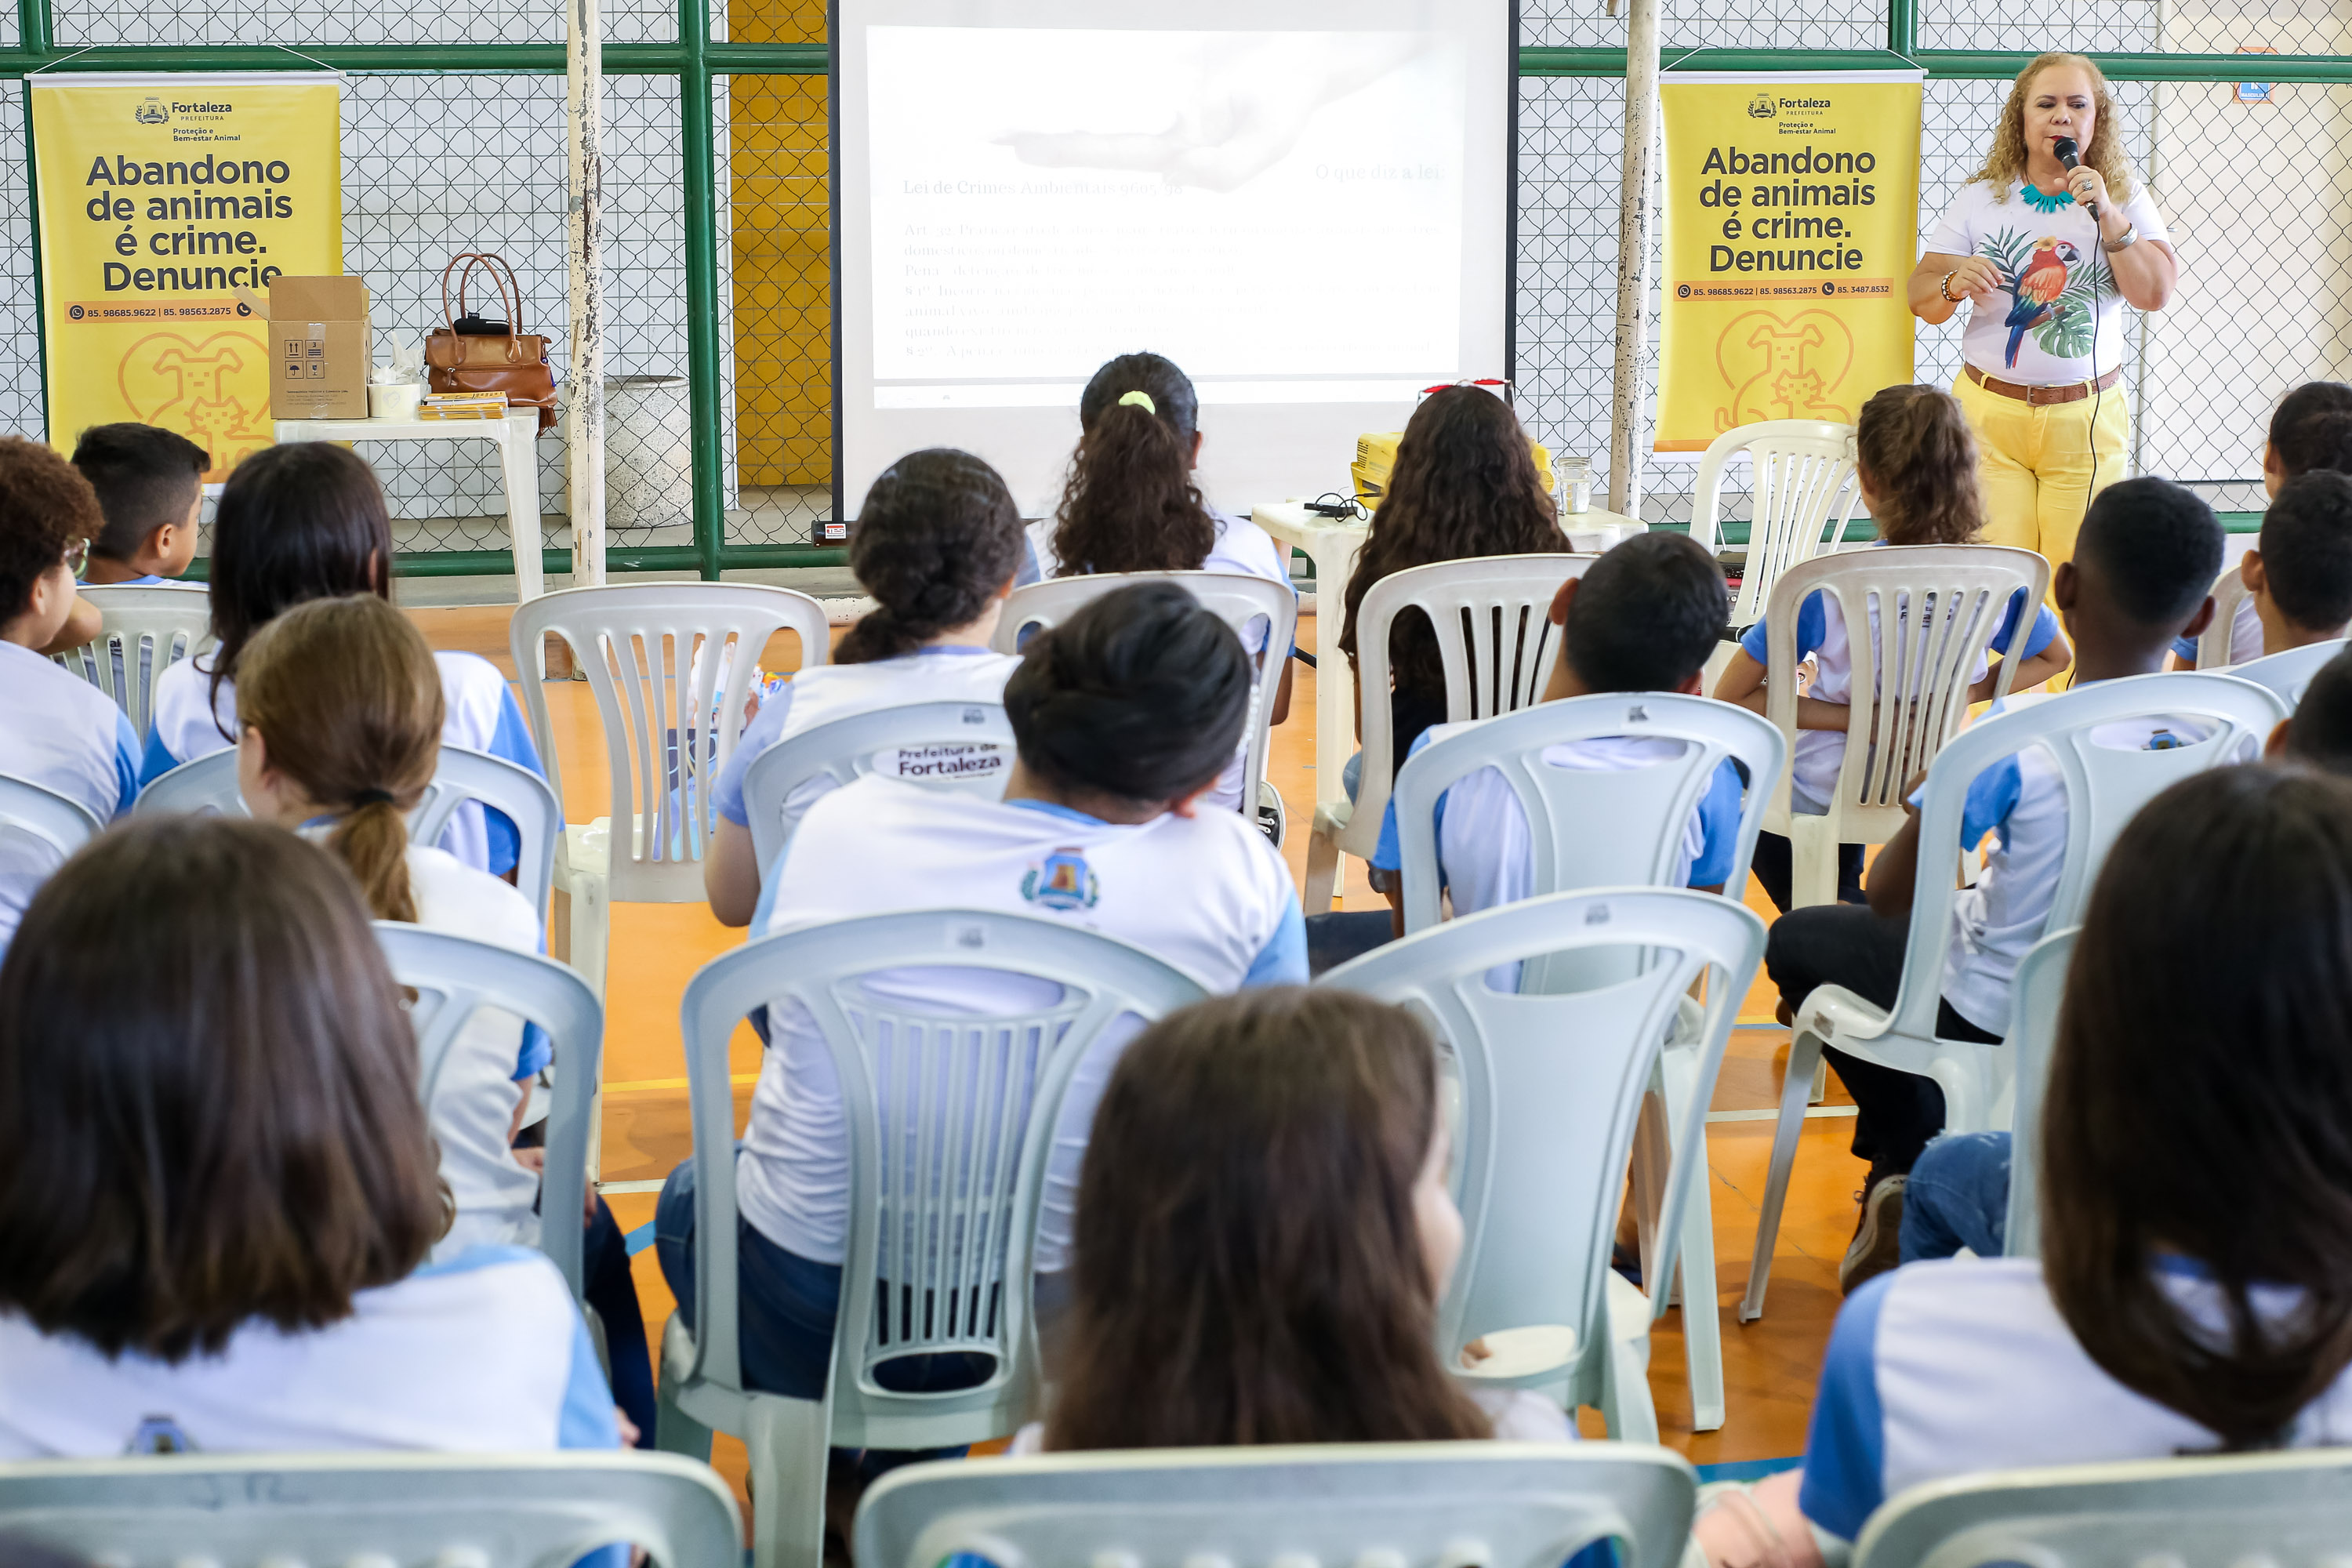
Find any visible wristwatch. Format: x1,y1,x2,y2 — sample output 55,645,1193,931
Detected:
2102,223,2140,253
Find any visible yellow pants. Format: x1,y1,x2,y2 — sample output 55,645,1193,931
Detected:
1951,371,2130,568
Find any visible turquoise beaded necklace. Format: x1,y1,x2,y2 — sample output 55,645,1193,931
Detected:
2020,182,2074,215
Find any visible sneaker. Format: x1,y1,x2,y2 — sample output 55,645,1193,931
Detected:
1840,1172,1907,1294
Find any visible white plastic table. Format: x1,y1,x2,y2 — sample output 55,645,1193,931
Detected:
274,411,554,600
1254,498,1646,833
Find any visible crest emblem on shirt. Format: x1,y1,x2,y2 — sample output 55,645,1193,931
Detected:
1022,846,1099,911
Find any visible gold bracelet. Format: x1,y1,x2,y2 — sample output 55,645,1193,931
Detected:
1939,270,1959,303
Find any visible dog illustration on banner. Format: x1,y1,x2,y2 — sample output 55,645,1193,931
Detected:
1712,309,1858,430
118,329,271,480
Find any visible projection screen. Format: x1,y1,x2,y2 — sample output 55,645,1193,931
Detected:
833,0,1516,521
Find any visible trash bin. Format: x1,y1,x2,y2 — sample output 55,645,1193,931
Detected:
603,373,692,531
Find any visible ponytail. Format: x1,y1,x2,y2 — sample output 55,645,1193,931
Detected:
837,448,1025,665
236,594,445,923
327,797,419,924
1052,352,1217,577
1855,383,1985,546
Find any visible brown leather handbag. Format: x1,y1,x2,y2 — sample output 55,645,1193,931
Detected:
425,252,557,431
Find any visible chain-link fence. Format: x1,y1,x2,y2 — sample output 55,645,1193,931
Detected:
0,1,2342,570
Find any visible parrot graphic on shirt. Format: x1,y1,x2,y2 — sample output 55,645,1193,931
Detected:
2003,237,2079,368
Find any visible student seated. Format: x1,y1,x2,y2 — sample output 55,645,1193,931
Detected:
143,443,543,877
1341,384,1568,804
0,438,140,956
0,815,621,1455
1361,531,1744,947
1028,352,1294,814
654,582,1307,1404
1715,385,2071,911
228,590,653,1439
1696,765,2352,1567
72,423,206,588
1900,640,2352,1264
2234,470,2352,662
1765,477,2220,1294
2178,379,2352,667
1025,986,1565,1450
705,448,1026,927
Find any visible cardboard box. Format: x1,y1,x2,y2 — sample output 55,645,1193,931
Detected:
265,276,372,420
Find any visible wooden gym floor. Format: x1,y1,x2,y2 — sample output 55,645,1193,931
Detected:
406,602,1863,1509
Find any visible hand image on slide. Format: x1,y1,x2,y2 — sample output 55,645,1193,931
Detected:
994,34,1425,193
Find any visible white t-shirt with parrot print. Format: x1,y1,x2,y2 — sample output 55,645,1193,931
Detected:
1925,178,2169,387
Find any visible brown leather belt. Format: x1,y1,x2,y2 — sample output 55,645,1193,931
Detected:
1966,364,2122,406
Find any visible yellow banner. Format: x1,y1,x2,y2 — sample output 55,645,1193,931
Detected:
1656,71,1921,451
32,74,343,481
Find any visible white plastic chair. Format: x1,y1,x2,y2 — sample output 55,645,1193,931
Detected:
742,700,1014,874
655,909,1209,1568
1999,924,2077,1261
991,569,1297,840
1307,553,1595,912
1853,1449,2352,1568
1320,888,1766,1443
412,745,564,922
132,750,245,820
1758,544,2050,910
0,770,103,865
1688,419,1862,630
373,921,602,1301
51,583,212,736
2194,562,2256,669
133,745,559,916
1386,691,1784,1432
507,583,829,1007
2229,636,2347,709
0,1450,742,1568
1740,671,2283,1322
857,1445,1699,1568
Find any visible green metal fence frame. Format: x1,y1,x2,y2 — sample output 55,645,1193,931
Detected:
2,0,2332,574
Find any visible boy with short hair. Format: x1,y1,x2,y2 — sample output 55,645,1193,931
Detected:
2240,470,2352,658
0,437,142,953
1366,532,1748,937
71,423,208,587
1772,477,2223,1292
2182,380,2352,666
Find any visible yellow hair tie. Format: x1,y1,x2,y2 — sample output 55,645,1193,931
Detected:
1117,390,1157,416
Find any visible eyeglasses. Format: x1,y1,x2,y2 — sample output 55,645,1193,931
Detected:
62,537,88,578
1418,378,1515,407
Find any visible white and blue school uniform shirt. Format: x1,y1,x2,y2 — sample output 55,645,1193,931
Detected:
712,644,1022,844
739,773,1307,1271
1738,560,2062,813
0,1245,619,1457
1919,706,2209,1035
1798,1254,2352,1544
0,641,141,954
143,648,543,877
1018,508,1294,815
1368,720,1745,989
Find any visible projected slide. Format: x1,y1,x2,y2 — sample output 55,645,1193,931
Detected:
868,27,1465,405
836,0,1511,518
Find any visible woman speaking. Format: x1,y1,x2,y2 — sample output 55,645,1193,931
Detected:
1909,52,2178,565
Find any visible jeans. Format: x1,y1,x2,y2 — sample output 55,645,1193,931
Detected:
1764,903,2002,1175
653,1156,995,1403
582,1196,656,1443
1748,830,1866,913
1900,1131,2013,1261
1305,910,1396,975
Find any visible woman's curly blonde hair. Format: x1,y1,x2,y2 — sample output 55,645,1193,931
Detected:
1973,52,2138,205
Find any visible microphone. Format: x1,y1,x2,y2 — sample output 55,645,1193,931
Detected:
2052,136,2099,220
